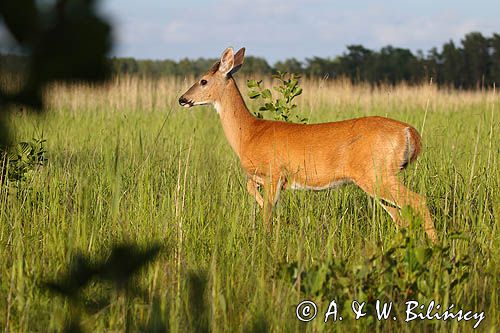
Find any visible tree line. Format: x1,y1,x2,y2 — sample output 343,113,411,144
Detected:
2,32,499,89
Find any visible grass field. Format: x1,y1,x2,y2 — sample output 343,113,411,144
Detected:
1,76,499,332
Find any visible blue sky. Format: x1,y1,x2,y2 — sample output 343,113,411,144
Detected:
99,0,500,63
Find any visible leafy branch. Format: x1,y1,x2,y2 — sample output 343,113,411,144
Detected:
3,137,47,184
247,71,307,123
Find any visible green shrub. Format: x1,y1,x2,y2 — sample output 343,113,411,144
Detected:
247,71,307,123
275,230,472,320
4,137,47,183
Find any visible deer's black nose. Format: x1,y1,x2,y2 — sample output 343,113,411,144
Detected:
178,96,188,105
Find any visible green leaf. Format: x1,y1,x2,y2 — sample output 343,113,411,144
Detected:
303,266,328,295
264,103,275,111
293,87,303,97
248,91,260,99
414,247,433,266
246,79,258,88
19,142,32,155
448,232,470,240
261,89,272,100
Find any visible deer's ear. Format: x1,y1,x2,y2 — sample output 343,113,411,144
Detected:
229,47,245,76
219,47,234,75
209,60,221,73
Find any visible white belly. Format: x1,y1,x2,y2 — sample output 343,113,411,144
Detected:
289,179,350,191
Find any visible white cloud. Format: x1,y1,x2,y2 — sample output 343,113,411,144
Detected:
101,0,500,61
162,0,308,44
370,11,492,49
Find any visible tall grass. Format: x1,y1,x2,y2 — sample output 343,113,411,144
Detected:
0,76,498,332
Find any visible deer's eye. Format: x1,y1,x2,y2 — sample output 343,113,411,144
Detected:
200,79,208,86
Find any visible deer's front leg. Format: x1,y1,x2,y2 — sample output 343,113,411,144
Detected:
262,176,284,228
246,178,264,208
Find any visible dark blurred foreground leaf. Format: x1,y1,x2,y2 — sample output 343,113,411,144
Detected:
44,253,97,299
0,0,112,147
244,313,270,333
142,295,170,333
0,0,40,45
43,243,162,299
62,319,85,333
42,242,162,332
100,243,162,288
187,270,209,333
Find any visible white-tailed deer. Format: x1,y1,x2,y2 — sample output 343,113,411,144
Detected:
179,47,437,242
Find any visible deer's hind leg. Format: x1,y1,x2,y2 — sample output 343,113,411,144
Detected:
355,175,437,242
379,202,407,228
385,179,437,242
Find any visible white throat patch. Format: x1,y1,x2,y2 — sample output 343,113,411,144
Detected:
214,101,222,114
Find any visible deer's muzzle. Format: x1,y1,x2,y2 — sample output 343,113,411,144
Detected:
178,96,193,107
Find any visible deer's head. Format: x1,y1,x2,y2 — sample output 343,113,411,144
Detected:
178,47,245,108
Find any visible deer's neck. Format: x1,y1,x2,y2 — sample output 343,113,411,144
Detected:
214,78,257,158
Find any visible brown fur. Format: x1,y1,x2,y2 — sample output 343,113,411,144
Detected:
179,47,437,242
